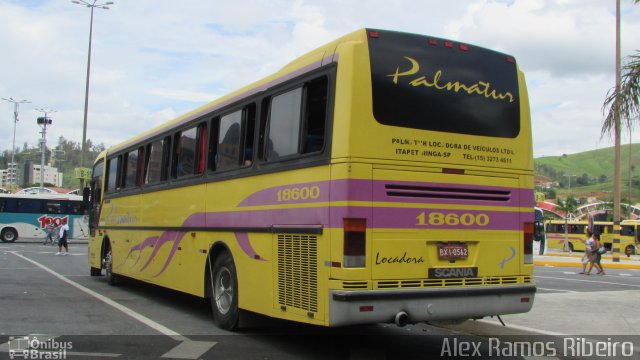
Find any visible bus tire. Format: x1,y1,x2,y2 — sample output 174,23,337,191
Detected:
625,245,636,256
104,245,118,286
1,228,18,243
568,242,574,252
210,252,239,331
90,267,102,276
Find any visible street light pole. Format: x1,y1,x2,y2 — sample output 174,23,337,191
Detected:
564,174,576,196
36,109,56,191
2,97,30,190
72,0,113,190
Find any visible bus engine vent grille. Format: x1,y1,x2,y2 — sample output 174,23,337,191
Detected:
277,234,318,313
385,184,511,202
376,276,529,289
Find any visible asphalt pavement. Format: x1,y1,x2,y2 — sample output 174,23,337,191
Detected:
445,250,640,339
8,238,640,339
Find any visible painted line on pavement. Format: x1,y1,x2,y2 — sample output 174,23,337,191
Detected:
535,275,640,288
536,287,578,293
9,251,186,341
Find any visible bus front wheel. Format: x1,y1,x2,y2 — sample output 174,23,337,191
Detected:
210,252,239,331
1,228,18,243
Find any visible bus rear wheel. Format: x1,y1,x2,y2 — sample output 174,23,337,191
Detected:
209,252,239,331
1,228,18,243
104,246,118,285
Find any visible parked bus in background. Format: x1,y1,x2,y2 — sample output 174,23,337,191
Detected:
0,193,87,243
86,28,536,330
545,220,588,252
533,207,546,255
546,219,637,254
621,220,640,255
604,220,639,256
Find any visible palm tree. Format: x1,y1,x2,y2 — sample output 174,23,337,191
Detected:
555,196,579,252
602,52,640,137
601,0,639,229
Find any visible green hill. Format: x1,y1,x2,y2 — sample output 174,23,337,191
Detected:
535,143,640,202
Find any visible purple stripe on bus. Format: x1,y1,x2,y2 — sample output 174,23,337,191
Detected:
235,232,267,261
200,206,526,231
110,54,336,154
238,178,534,208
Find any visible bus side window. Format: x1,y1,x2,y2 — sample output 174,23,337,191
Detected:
45,201,61,214
217,111,243,171
17,199,43,214
145,138,168,184
161,136,171,181
302,76,327,154
124,148,139,189
105,156,120,192
208,117,220,171
261,75,328,162
172,125,203,179
266,87,302,160
243,104,256,166
196,123,207,174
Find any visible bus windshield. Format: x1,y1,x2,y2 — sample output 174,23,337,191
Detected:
369,30,520,138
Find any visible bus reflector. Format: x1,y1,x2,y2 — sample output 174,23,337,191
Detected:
428,38,438,46
359,306,374,312
444,41,453,48
524,222,534,264
506,56,515,64
344,218,366,268
459,44,469,52
369,31,379,38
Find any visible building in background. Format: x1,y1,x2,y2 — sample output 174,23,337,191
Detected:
0,163,19,187
22,160,63,187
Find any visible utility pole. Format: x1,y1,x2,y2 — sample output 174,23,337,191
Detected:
36,109,56,191
2,97,30,190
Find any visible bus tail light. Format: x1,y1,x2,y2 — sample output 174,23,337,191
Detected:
524,222,534,264
344,218,366,268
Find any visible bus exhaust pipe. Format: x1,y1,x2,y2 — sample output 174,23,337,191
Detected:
395,311,409,327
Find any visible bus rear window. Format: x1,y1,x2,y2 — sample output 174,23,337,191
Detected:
368,30,520,138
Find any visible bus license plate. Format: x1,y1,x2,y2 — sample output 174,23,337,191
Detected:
438,243,468,260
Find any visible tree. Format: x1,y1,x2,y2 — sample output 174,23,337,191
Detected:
601,0,640,225
555,196,579,252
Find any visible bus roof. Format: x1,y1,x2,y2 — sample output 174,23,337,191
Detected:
0,193,83,201
103,29,366,157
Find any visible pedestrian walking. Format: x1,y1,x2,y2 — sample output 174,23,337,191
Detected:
43,222,56,245
587,233,606,275
580,229,594,274
56,222,70,255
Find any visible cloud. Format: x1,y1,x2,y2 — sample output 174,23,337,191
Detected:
1,0,639,160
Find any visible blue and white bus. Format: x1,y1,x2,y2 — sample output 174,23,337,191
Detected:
0,194,88,242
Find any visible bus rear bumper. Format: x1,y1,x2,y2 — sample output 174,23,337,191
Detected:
328,285,536,327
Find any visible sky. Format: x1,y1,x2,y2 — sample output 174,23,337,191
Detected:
1,0,639,160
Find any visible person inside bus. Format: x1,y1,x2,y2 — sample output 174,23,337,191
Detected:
586,233,605,275
56,222,70,256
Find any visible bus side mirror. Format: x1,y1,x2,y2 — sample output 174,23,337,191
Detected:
83,187,91,205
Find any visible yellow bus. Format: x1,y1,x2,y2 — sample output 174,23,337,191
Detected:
546,219,638,254
606,220,639,256
86,28,536,330
545,220,589,252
